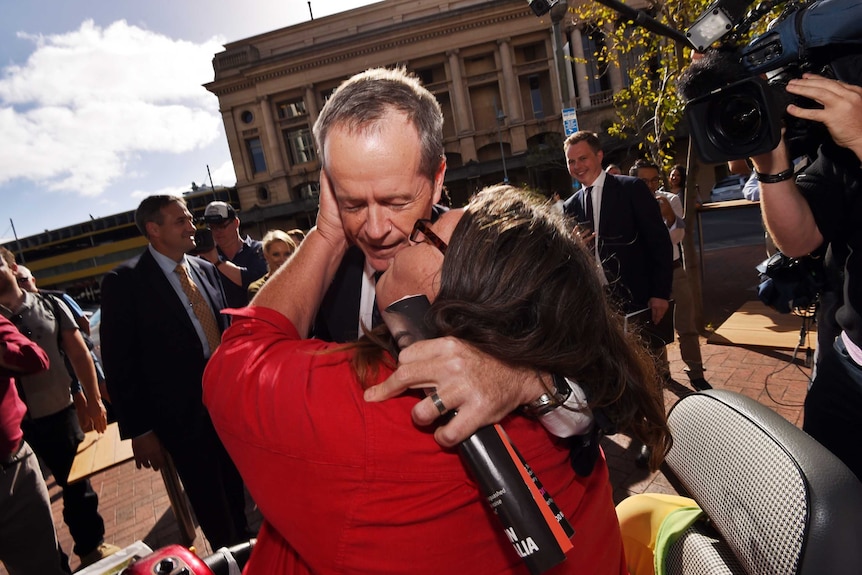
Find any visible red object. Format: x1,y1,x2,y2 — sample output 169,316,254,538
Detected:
120,545,213,575
203,307,627,575
1,316,49,459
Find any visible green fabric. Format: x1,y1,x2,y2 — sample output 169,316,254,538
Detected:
654,505,705,575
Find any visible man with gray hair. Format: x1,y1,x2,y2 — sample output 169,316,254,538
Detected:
262,67,587,449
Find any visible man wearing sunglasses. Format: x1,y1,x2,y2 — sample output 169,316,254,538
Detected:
200,201,267,308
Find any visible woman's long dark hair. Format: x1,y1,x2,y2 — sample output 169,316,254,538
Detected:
353,185,671,467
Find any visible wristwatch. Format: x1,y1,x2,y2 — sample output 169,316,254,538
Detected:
521,374,572,418
524,375,594,438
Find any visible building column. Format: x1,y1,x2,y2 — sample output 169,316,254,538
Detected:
569,27,591,110
222,109,248,183
447,49,472,134
497,38,522,124
304,85,319,128
258,95,285,175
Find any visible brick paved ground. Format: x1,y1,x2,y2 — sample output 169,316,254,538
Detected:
4,244,816,573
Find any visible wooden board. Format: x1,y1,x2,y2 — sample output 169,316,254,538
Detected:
68,422,134,483
708,300,817,350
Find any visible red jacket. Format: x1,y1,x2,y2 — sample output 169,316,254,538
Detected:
204,307,626,575
0,315,50,458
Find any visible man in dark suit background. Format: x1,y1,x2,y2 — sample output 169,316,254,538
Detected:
563,131,673,322
563,131,673,467
99,195,250,550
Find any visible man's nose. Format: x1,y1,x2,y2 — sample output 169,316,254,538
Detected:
365,207,390,239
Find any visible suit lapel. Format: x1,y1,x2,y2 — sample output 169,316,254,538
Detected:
137,250,198,335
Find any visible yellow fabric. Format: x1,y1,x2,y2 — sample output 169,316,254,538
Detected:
175,264,221,353
616,494,701,575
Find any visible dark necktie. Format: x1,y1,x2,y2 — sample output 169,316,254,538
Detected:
371,271,384,328
584,186,595,230
175,264,221,353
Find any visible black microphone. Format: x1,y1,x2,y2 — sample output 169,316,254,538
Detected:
678,46,749,102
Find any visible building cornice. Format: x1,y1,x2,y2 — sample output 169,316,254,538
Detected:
205,0,541,97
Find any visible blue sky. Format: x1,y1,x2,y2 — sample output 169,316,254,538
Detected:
0,0,378,241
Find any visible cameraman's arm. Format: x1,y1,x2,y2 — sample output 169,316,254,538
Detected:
751,74,862,257
750,141,822,258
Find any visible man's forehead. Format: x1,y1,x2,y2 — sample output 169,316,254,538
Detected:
568,142,596,156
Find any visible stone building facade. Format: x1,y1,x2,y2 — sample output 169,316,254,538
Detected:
204,0,636,233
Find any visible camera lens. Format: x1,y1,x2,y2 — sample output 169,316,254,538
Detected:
709,93,763,145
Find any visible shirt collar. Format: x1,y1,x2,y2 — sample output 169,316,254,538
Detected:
588,169,608,190
149,244,188,275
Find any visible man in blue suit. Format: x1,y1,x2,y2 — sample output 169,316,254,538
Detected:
100,195,250,549
563,131,673,322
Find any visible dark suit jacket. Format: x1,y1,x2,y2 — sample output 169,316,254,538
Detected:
564,174,673,311
100,249,228,441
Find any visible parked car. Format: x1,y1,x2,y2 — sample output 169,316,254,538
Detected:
710,175,747,202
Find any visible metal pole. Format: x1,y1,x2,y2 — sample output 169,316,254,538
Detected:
496,110,509,184
550,3,571,108
10,218,25,264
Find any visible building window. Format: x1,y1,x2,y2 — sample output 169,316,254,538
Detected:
240,110,254,124
528,75,544,119
297,182,320,200
284,128,316,165
246,137,267,174
514,42,547,65
319,85,340,107
276,98,307,120
581,28,611,97
415,64,447,88
468,84,503,132
258,186,270,202
464,53,496,76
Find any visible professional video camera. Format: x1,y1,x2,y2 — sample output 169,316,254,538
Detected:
680,0,862,163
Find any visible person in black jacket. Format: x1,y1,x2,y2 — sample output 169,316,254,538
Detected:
100,195,251,549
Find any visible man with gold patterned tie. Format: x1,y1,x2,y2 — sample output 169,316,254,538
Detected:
100,195,252,550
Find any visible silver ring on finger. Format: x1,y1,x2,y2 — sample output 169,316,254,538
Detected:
430,392,448,416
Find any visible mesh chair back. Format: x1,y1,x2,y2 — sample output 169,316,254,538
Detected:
664,389,862,575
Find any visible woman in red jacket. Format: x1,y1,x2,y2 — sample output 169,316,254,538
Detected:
204,185,669,574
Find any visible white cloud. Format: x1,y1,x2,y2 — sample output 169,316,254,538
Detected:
0,20,225,196
209,159,237,187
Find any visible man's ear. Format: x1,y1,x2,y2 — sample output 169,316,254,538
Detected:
431,157,447,205
145,220,159,240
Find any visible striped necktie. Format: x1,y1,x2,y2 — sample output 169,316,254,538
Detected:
175,264,221,353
